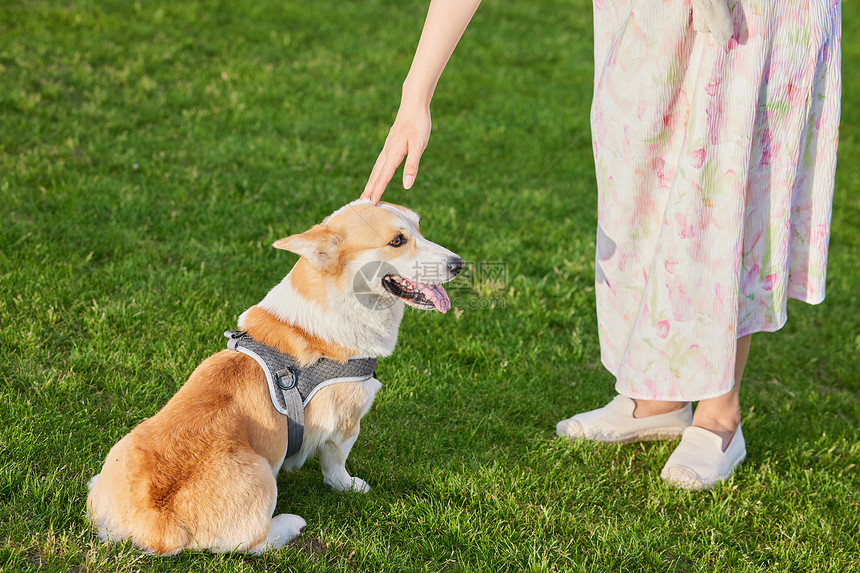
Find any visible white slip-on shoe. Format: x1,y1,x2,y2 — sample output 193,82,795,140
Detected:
555,395,692,443
661,424,746,490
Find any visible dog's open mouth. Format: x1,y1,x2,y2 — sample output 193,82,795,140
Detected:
382,274,451,313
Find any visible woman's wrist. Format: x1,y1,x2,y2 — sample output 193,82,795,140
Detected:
400,75,436,110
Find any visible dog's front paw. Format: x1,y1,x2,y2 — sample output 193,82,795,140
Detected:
347,477,370,493
250,513,306,554
325,475,370,493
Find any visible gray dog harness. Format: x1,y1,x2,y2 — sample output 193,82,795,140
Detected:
224,330,377,458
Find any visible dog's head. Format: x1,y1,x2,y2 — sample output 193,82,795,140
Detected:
273,199,463,314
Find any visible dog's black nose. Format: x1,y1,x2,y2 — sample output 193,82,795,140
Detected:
447,257,464,277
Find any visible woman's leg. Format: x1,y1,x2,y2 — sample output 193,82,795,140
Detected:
659,334,752,488
632,398,686,418
633,334,752,451
690,334,751,450
556,336,752,445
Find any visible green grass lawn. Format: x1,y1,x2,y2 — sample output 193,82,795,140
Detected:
1,1,858,571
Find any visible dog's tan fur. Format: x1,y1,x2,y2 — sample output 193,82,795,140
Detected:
86,200,461,554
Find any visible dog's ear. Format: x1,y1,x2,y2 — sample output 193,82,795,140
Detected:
273,224,343,272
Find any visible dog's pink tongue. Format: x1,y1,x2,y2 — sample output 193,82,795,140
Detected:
416,282,451,313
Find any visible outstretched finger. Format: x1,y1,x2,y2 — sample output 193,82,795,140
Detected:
362,145,406,204
361,154,388,202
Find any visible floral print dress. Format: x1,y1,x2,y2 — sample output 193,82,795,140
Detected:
591,0,842,401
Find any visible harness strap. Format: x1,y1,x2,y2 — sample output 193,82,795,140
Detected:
224,330,377,458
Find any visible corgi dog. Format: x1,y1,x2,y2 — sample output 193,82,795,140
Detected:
86,199,463,555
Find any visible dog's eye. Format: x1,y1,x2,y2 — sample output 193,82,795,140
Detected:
388,234,406,248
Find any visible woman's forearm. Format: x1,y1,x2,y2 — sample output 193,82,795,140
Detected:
361,0,481,202
401,0,482,108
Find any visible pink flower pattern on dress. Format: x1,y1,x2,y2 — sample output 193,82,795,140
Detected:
591,0,842,401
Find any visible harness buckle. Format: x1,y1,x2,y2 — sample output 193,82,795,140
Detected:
274,367,298,390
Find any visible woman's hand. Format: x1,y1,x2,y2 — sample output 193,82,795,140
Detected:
359,0,481,204
362,103,432,204
692,0,733,46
